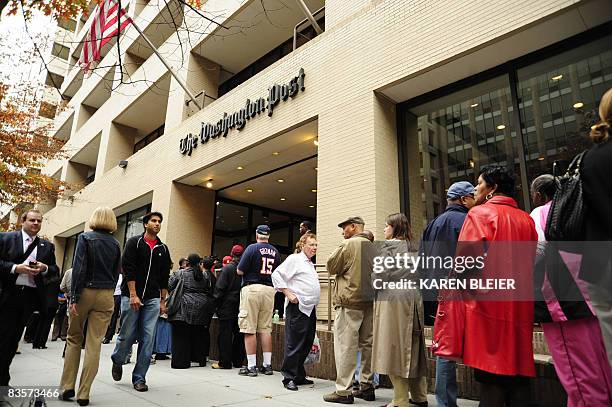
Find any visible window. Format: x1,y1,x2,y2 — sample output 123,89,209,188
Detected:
133,124,165,154
398,29,611,241
57,18,77,32
51,42,70,60
39,101,57,119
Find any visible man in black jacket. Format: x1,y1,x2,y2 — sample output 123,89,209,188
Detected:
212,245,246,369
110,211,172,392
0,209,59,386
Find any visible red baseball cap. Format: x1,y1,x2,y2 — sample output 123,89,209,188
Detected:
222,255,232,266
230,245,244,256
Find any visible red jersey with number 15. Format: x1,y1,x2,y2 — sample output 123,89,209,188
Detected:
237,242,282,286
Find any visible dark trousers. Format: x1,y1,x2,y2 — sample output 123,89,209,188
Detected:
33,306,58,348
170,321,209,369
52,302,68,340
217,318,245,368
104,295,121,341
281,303,316,383
475,369,530,406
24,311,39,342
0,286,39,386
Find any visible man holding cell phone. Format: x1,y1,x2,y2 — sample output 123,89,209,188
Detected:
0,209,59,386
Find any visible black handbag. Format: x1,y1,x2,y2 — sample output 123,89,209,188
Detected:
545,151,587,241
166,270,185,317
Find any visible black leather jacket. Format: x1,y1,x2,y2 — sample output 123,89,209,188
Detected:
71,230,121,303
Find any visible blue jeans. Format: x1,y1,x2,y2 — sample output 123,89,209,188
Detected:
111,297,160,385
355,350,379,386
435,357,457,407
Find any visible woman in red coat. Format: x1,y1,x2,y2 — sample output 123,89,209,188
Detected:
457,165,538,406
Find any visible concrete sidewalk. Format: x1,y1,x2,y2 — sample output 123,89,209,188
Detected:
6,340,479,406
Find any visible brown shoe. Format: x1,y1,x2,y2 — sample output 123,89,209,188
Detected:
133,382,148,392
323,392,354,404
353,385,375,401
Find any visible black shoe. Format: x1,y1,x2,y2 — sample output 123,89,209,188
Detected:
112,363,122,381
352,380,359,390
51,338,58,342
352,386,375,402
238,366,258,377
77,399,89,406
259,364,273,375
58,389,75,401
33,345,48,349
296,378,314,385
133,382,148,392
199,361,207,367
409,399,428,407
102,339,111,344
284,380,298,391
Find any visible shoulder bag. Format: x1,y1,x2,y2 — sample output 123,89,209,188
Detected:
545,151,587,241
166,270,185,317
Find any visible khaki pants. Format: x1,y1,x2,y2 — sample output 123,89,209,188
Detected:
389,375,428,406
333,306,374,395
60,288,114,399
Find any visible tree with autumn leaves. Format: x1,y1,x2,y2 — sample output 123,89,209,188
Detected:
0,83,69,221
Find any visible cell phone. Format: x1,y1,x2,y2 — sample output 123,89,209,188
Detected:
29,261,37,267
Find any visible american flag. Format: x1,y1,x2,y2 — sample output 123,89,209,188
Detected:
79,0,132,72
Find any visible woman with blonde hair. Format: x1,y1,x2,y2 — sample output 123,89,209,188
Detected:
59,207,122,406
580,87,612,366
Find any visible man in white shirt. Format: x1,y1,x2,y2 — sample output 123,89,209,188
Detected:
272,233,320,391
0,209,58,386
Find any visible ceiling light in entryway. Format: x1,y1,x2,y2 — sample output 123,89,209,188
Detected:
309,205,315,208
272,152,280,156
552,74,563,81
277,179,284,183
206,180,213,188
246,188,253,193
313,139,319,146
470,103,479,108
573,102,584,109
311,189,317,193
496,124,506,130
280,197,286,201
237,166,244,170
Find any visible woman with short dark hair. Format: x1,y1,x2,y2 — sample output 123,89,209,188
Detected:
168,254,216,369
439,165,538,406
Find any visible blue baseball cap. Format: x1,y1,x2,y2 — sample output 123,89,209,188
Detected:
447,181,475,199
256,224,271,236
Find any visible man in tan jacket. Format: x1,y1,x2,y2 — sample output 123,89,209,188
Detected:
324,216,376,404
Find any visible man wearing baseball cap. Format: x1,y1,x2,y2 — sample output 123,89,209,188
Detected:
212,245,246,370
236,226,281,376
324,216,377,404
419,180,475,407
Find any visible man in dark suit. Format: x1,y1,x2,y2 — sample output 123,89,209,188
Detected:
0,209,59,386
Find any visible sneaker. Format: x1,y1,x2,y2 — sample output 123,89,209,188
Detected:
238,366,258,377
111,363,122,381
323,392,354,404
259,364,273,375
352,386,375,401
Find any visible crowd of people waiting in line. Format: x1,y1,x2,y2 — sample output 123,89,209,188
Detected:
0,88,611,407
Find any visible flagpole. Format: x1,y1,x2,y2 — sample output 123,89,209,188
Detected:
127,17,202,110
